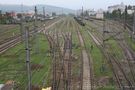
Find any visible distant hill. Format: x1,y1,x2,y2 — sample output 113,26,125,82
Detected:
0,4,75,14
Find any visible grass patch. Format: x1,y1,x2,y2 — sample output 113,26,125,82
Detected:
125,32,135,51
107,39,124,59
0,33,51,89
97,86,116,90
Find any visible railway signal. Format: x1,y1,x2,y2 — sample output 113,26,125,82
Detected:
124,5,127,30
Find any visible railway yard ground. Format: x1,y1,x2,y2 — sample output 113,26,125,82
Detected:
0,16,135,90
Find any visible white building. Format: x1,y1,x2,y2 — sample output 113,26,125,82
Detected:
127,6,135,14
127,10,134,14
108,2,125,13
96,9,104,19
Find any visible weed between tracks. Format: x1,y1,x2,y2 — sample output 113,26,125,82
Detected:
125,31,135,51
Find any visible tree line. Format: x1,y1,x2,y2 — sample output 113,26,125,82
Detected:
104,5,134,26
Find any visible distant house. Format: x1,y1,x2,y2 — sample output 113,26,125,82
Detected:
96,9,104,19
25,13,34,18
127,10,134,14
127,6,135,15
4,11,18,19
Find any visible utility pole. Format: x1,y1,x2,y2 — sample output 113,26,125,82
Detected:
133,7,135,39
43,7,46,31
124,5,127,30
42,7,46,87
103,19,106,47
62,8,64,15
52,33,57,90
20,4,24,41
25,26,32,90
34,6,39,54
82,6,84,21
43,7,45,20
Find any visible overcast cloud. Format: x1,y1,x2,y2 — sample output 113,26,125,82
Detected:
0,0,134,10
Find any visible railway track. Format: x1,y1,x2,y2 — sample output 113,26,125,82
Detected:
44,17,89,90
85,21,135,89
44,18,73,90
50,33,72,90
77,29,93,90
70,19,83,90
106,21,135,86
0,19,63,54
0,36,22,54
0,29,37,54
88,30,133,89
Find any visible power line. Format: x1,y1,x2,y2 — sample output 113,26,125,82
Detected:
82,6,84,21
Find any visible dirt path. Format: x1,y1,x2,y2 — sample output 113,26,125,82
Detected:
77,31,92,90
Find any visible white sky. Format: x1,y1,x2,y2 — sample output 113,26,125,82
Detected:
0,0,134,10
